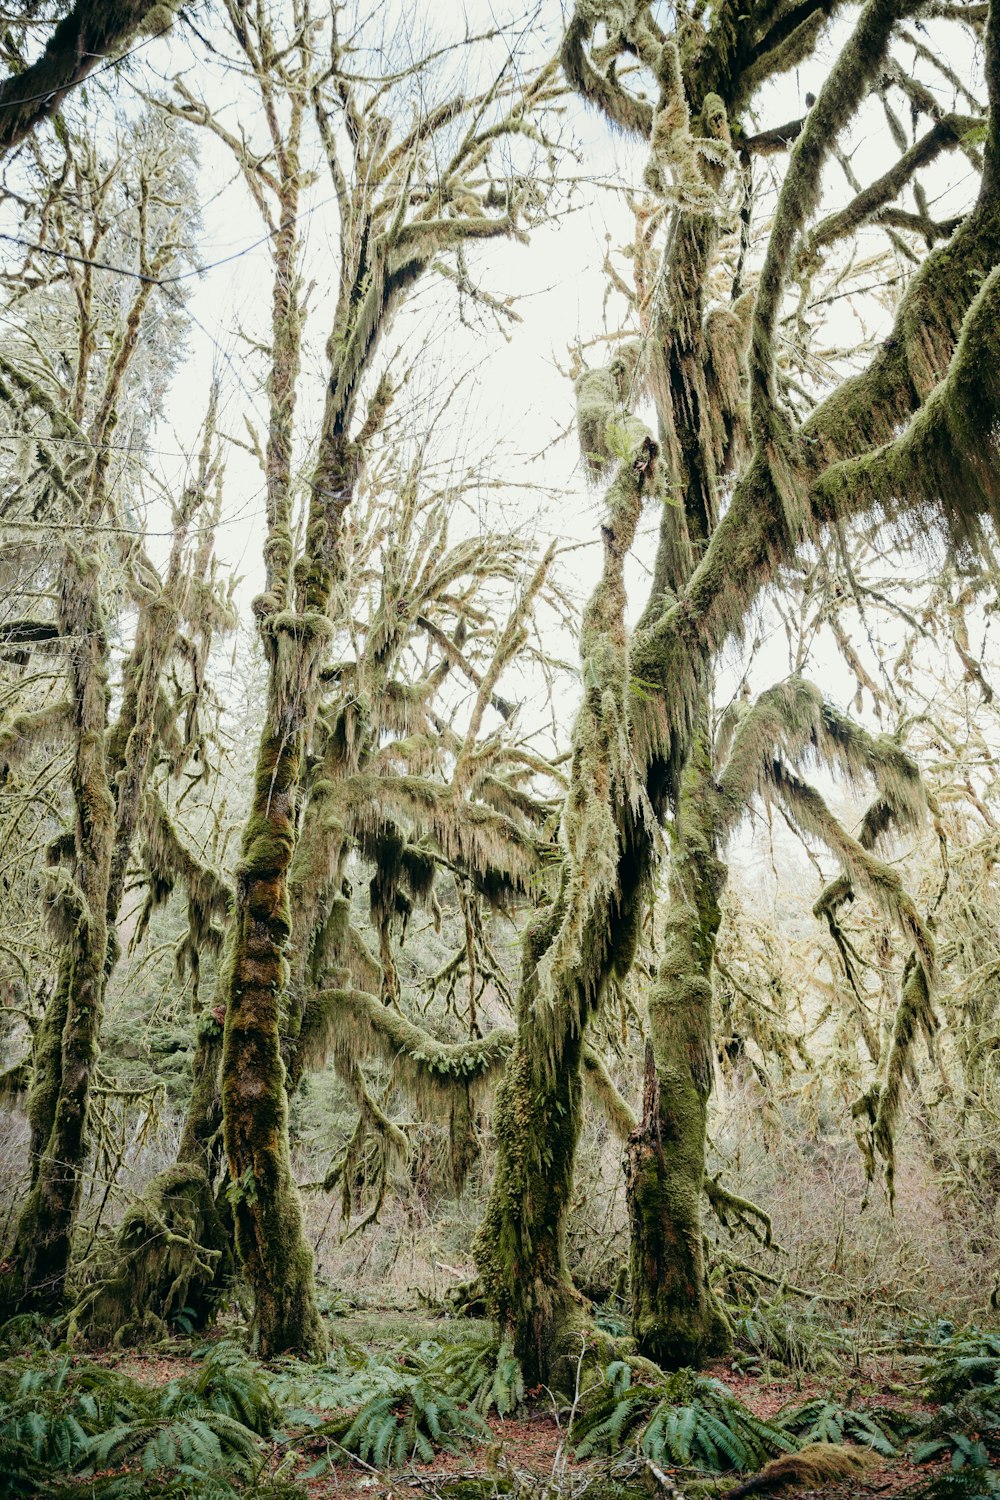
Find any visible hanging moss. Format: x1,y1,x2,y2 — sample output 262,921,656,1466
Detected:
300,985,514,1103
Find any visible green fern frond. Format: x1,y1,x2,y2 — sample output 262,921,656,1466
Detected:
320,1375,488,1467
574,1365,793,1473
777,1396,916,1456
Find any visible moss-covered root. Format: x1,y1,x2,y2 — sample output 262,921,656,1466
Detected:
80,1164,233,1344
474,1038,591,1391
221,724,326,1358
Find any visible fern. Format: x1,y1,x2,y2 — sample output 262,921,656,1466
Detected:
914,1383,1000,1467
264,1345,409,1413
923,1331,1000,1403
317,1375,489,1468
85,1406,261,1474
573,1366,795,1472
729,1299,842,1373
777,1396,916,1456
163,1345,276,1435
474,1337,525,1417
402,1333,525,1417
0,1347,273,1495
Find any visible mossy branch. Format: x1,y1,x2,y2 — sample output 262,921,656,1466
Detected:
583,1045,638,1137
303,985,514,1100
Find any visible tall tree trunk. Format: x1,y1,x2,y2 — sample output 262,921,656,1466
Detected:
220,405,369,1355
626,724,730,1366
2,549,115,1314
221,694,330,1357
475,362,660,1392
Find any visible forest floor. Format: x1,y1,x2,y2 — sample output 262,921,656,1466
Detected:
67,1302,966,1500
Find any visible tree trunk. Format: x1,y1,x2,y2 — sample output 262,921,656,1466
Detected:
476,827,650,1388
221,713,327,1357
2,550,115,1315
474,907,592,1388
626,726,730,1366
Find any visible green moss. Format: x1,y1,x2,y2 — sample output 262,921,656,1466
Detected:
222,722,326,1357
79,1164,233,1344
626,721,730,1368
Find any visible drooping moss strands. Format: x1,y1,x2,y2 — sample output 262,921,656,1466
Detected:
301,985,514,1100
806,112,981,263
560,3,655,140
104,393,224,942
0,701,70,779
631,3,1000,760
812,266,1000,551
716,677,928,839
628,671,930,1363
534,408,659,1033
853,951,937,1200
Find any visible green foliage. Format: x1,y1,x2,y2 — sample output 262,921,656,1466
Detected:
913,1382,1000,1468
728,1299,843,1373
894,1475,1000,1500
923,1329,1000,1402
572,1365,795,1472
0,1312,54,1358
40,1473,310,1500
171,1343,277,1435
86,1407,261,1475
0,1344,276,1497
265,1327,523,1424
909,1327,1000,1478
776,1396,916,1456
472,1337,525,1418
314,1375,489,1469
264,1343,412,1411
264,1333,498,1472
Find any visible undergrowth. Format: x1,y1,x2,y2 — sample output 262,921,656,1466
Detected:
776,1395,918,1455
0,1342,294,1498
572,1363,796,1472
728,1298,844,1373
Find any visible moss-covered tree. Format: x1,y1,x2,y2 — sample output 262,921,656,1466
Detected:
475,0,1000,1387
0,110,222,1314
132,0,563,1356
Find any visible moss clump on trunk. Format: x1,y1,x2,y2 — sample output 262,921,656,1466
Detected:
79,1164,233,1344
